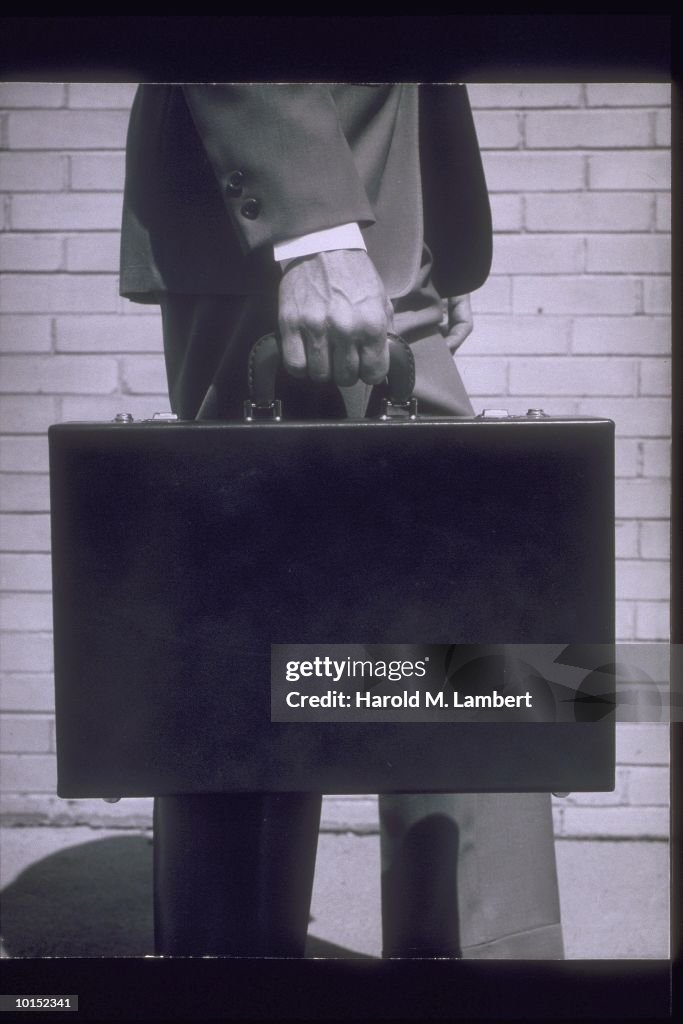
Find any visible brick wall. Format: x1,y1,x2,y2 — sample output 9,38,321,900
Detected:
0,82,670,834
465,83,671,655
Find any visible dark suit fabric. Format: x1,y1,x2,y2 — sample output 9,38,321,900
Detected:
121,83,562,960
154,792,322,958
120,84,491,302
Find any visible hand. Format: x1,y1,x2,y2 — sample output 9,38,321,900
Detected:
278,249,393,387
441,294,474,354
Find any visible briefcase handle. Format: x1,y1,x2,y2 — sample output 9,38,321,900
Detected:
245,332,416,421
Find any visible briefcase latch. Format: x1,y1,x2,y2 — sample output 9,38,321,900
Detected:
243,399,283,422
379,397,418,421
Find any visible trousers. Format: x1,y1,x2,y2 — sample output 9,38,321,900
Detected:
152,286,564,959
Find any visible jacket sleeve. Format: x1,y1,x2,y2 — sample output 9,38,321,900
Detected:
182,84,376,254
419,84,493,297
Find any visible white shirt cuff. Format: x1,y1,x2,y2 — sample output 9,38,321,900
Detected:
274,223,366,267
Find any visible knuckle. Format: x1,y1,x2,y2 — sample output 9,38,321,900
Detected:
278,310,299,335
330,309,354,338
360,310,388,340
307,319,327,338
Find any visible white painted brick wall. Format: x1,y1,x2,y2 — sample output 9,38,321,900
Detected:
525,193,652,232
524,110,653,148
0,83,671,839
643,277,670,315
583,84,671,106
635,603,670,641
639,521,670,560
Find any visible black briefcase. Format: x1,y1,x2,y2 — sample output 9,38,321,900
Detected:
48,339,615,797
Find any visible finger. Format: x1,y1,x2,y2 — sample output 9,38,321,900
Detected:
358,334,390,384
303,328,332,382
445,321,473,354
385,296,396,334
356,298,391,384
448,294,473,329
279,325,308,378
332,337,360,387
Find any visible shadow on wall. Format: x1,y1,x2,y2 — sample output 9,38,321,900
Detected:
0,836,369,959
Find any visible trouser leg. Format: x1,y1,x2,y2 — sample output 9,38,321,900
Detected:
375,337,563,960
153,792,322,956
156,295,327,957
379,792,564,959
379,793,462,957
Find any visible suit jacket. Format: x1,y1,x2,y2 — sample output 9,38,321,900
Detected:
120,83,492,303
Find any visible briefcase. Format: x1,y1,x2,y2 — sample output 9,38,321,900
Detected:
48,340,615,797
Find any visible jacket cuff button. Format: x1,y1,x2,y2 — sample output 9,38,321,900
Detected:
241,198,261,220
225,170,244,196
